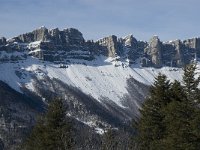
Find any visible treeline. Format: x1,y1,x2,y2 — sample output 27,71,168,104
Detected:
22,64,200,150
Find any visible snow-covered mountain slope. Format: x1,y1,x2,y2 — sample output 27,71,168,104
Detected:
0,53,185,134
0,55,184,109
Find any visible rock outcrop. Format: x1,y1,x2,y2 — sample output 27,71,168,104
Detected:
184,38,200,58
123,35,138,49
142,36,199,67
97,35,119,57
1,27,93,62
120,35,147,63
0,37,7,45
144,36,162,67
0,27,200,67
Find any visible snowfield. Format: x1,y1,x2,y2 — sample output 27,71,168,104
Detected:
0,55,187,107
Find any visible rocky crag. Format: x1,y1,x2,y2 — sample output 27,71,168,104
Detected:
0,27,200,67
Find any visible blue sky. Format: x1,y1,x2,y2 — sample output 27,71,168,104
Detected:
0,0,200,41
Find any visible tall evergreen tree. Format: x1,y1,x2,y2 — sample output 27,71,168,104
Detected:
162,80,198,150
23,99,73,150
182,63,200,104
135,64,200,150
101,129,132,150
136,73,171,150
101,129,118,150
182,63,200,148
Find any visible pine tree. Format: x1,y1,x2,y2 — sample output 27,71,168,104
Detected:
182,63,200,104
23,99,73,150
136,73,171,150
135,65,200,149
182,63,200,148
170,80,186,102
101,129,118,150
162,80,198,149
101,129,131,150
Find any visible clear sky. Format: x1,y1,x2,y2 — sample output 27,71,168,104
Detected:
0,0,200,41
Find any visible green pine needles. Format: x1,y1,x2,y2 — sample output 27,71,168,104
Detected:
23,99,73,150
136,63,200,150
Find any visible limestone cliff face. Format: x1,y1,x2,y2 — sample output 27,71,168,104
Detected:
9,27,84,49
119,35,147,63
97,35,119,57
171,40,185,66
4,27,90,61
0,37,7,45
184,38,200,49
123,35,138,48
62,28,84,45
143,36,199,67
32,26,49,42
0,27,200,67
144,36,162,67
184,38,200,58
11,27,49,43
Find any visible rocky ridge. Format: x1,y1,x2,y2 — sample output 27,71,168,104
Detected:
0,27,200,67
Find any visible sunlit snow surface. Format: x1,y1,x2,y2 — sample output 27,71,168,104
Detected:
0,55,188,107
